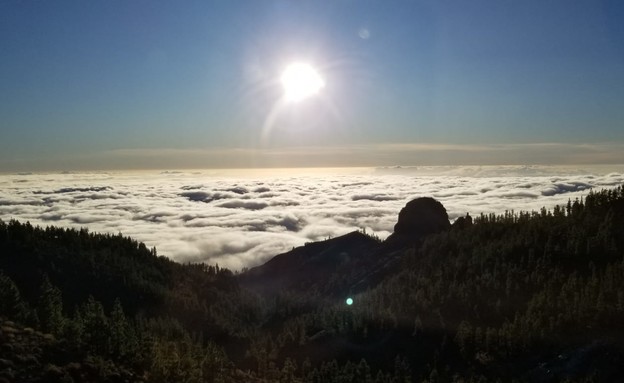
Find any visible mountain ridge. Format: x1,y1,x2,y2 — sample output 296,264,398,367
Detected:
240,197,454,297
1,188,624,381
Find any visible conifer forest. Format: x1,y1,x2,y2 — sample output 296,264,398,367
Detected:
1,186,624,382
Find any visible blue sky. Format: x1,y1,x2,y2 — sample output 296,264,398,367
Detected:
2,0,624,171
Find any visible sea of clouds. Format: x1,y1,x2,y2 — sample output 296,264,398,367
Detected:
1,165,623,270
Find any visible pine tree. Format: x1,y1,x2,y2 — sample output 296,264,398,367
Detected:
0,272,28,321
62,308,84,352
81,295,110,356
280,357,298,383
393,356,411,383
109,298,137,361
355,358,373,383
38,275,65,335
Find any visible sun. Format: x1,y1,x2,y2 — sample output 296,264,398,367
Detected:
280,62,325,102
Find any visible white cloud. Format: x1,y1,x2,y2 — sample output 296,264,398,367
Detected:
0,165,622,270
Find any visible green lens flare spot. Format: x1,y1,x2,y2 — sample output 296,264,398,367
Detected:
346,297,353,305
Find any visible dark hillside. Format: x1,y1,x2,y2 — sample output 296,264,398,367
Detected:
1,186,624,382
0,222,172,315
240,231,382,295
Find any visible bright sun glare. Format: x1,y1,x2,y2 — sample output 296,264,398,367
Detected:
281,62,325,102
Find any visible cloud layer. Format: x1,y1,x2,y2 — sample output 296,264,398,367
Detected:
1,166,623,270
4,142,624,172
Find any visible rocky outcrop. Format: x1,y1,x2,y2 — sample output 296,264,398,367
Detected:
387,197,450,243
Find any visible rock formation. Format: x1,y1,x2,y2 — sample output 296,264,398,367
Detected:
387,197,450,243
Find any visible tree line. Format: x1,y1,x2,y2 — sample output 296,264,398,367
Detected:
1,186,623,381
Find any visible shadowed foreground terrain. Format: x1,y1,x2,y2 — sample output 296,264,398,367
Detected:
1,187,624,382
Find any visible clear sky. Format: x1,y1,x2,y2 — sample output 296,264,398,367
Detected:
2,0,624,171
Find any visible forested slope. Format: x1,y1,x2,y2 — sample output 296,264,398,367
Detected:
1,186,623,382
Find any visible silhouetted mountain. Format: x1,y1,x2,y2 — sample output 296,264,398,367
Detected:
241,231,381,295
